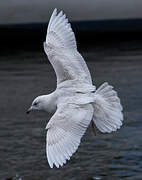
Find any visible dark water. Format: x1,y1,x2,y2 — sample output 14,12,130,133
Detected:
0,46,142,180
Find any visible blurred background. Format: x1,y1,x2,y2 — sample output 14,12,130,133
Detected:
0,1,142,180
1,0,142,23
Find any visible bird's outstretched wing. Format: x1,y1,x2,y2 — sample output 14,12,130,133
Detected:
44,8,92,85
46,103,93,168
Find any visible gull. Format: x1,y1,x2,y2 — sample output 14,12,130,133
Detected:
27,9,123,168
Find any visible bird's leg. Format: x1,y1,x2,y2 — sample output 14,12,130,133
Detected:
91,120,97,136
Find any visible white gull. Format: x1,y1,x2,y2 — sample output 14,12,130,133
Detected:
27,8,123,168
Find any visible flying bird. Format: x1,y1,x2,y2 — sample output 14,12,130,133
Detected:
27,8,123,168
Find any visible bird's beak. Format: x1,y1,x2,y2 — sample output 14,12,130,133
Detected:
26,107,32,114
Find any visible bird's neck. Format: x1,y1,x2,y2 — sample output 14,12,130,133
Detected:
41,92,57,114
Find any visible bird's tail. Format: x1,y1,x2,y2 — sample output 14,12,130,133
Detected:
92,82,123,133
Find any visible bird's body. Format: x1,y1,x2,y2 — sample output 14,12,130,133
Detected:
27,9,123,168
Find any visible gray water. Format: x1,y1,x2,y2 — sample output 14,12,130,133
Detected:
0,46,142,180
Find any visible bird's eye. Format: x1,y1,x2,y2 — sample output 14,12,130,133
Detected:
34,102,38,106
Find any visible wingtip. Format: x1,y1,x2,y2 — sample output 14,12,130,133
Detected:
59,10,63,16
47,152,54,168
53,8,57,13
51,8,57,18
49,163,54,168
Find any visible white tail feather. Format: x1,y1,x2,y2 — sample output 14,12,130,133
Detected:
93,82,123,133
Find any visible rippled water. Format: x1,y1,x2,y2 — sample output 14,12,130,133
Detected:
0,47,142,180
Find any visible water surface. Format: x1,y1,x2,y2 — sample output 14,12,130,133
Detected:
0,47,142,179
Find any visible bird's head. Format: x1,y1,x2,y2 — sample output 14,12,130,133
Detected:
27,96,45,114
26,93,57,114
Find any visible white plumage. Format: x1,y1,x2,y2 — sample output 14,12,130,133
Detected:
46,103,94,168
28,8,123,168
93,82,123,133
43,8,92,85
